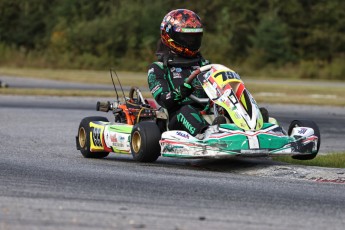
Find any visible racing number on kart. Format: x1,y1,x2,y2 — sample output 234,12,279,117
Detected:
92,128,102,147
214,71,241,81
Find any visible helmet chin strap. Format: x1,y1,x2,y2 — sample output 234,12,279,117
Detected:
166,52,201,67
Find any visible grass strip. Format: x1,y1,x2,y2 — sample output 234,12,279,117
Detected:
1,86,343,106
246,83,345,106
273,153,345,168
1,67,344,106
0,87,152,98
0,67,148,86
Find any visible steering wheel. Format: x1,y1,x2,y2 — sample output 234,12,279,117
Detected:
186,64,213,105
186,64,213,84
129,86,146,105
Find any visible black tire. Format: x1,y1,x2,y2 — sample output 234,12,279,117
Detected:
212,115,227,125
130,121,161,162
288,120,321,160
259,107,269,123
77,116,110,158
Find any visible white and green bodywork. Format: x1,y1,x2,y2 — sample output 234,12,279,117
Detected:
160,123,318,158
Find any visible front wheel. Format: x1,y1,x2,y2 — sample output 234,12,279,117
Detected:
130,121,161,162
288,119,321,160
77,116,110,158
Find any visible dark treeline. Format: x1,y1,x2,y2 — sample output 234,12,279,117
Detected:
0,0,344,79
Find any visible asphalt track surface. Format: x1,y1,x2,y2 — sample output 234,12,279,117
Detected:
1,94,345,230
2,75,345,89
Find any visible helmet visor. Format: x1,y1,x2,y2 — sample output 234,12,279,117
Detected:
172,32,203,51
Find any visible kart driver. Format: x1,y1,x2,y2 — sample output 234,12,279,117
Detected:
147,9,218,139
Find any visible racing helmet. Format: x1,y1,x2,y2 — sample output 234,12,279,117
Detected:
160,9,203,57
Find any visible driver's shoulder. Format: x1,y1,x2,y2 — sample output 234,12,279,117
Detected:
148,61,166,77
149,61,164,70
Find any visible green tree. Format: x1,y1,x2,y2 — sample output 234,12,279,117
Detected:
0,0,55,50
0,0,343,75
249,14,293,67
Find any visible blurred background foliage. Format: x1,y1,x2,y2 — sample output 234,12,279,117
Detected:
0,0,344,79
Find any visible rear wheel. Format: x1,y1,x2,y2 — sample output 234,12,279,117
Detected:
288,120,320,160
77,116,110,158
130,121,161,162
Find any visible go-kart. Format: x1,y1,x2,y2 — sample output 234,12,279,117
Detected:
76,64,320,162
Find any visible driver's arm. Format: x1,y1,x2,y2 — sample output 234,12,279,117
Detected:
148,63,186,110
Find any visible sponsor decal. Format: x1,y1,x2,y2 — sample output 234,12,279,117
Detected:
148,68,154,74
113,142,125,148
151,85,161,94
161,142,206,156
108,132,130,149
177,113,196,135
173,72,182,78
104,127,131,149
171,67,183,73
110,133,117,143
148,72,157,85
298,128,308,134
240,149,268,154
181,28,203,33
166,92,172,100
176,131,189,139
225,99,231,108
235,112,242,119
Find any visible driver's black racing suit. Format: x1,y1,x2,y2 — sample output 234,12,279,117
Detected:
147,54,210,136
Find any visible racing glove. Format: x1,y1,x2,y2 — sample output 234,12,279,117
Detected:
173,82,194,101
